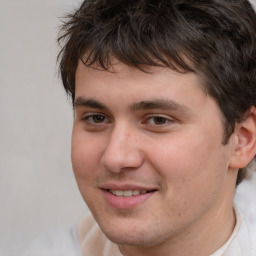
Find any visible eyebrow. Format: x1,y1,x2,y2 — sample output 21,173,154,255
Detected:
131,99,191,114
74,97,109,110
73,97,191,115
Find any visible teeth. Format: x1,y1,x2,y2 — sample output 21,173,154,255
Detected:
109,189,148,197
132,190,140,196
115,190,124,197
124,190,133,197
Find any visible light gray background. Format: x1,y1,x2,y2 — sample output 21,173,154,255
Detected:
0,0,255,255
0,1,87,255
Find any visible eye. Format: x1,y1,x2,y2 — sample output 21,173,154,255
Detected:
149,116,168,125
90,115,107,123
145,115,173,126
82,113,110,124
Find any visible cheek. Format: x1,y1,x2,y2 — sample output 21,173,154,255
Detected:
148,134,229,224
163,128,226,170
71,130,103,181
150,130,228,198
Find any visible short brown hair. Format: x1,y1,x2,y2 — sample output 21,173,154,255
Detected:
58,0,256,185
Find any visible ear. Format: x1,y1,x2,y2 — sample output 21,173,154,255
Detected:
229,107,256,169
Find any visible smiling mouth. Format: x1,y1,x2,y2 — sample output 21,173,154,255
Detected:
107,189,156,197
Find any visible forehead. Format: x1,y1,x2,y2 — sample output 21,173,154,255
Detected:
75,59,207,104
76,59,204,91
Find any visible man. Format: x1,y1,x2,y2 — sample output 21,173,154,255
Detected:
57,0,256,255
56,0,256,255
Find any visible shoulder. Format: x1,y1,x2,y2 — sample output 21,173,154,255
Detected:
215,175,256,256
235,174,256,223
227,173,256,256
22,227,81,256
233,210,256,255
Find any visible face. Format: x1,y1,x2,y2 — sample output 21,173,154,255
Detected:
72,60,236,248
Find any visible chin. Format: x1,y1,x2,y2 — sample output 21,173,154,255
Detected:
106,232,156,247
99,221,169,248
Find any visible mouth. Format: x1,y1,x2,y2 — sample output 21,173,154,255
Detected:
102,187,157,209
107,189,155,197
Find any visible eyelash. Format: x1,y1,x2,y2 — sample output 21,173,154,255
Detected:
143,115,173,126
82,113,110,124
81,113,175,130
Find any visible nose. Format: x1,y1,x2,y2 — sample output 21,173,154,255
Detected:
101,124,144,173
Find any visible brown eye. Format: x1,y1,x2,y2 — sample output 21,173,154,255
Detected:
144,115,174,127
82,114,109,124
152,116,167,125
92,115,106,123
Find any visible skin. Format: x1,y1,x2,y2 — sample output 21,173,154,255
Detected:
72,60,240,256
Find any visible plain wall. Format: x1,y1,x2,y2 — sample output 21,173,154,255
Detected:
0,1,87,255
0,0,255,255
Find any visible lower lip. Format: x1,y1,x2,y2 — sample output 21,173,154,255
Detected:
103,190,155,210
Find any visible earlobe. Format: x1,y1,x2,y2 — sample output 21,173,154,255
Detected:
229,107,256,169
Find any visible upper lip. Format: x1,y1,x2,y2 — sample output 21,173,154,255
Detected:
100,183,158,191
